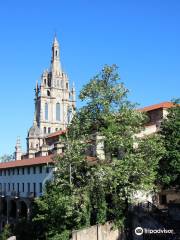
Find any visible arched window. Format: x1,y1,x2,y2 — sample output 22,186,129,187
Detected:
45,103,48,120
56,50,58,57
47,90,50,97
56,103,60,121
48,79,51,87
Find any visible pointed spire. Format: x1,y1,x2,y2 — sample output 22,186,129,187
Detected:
16,136,21,147
53,35,59,46
33,99,37,126
33,112,37,126
15,137,22,160
51,35,61,75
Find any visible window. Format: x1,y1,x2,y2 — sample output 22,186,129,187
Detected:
0,183,2,191
33,183,36,195
55,128,58,131
0,170,2,176
48,79,51,87
39,166,42,174
33,167,36,174
39,183,42,193
17,183,20,193
22,168,24,175
12,168,14,175
8,169,10,176
48,127,51,134
56,103,60,121
45,103,48,120
8,183,10,191
44,79,46,85
4,183,6,192
22,183,24,192
47,90,50,97
66,83,68,89
27,167,30,174
4,170,6,176
12,183,15,190
44,127,46,134
55,50,58,56
17,168,19,175
27,183,30,193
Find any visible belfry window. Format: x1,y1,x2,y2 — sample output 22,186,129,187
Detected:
56,50,58,57
56,103,60,121
48,79,51,87
47,90,50,97
45,103,48,120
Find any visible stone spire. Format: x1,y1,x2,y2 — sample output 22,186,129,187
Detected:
51,36,62,75
15,137,22,160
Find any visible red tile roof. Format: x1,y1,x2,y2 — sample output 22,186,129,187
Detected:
0,155,54,169
139,102,174,112
45,130,66,139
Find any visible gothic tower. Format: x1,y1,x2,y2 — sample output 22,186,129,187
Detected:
27,36,76,157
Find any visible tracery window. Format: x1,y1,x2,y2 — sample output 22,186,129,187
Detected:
56,103,60,121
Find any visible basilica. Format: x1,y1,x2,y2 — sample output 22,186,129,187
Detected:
15,36,76,160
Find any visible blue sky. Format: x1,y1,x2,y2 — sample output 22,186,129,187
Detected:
0,0,179,155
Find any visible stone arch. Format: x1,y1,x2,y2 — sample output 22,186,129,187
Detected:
9,200,17,218
19,200,28,219
2,199,7,216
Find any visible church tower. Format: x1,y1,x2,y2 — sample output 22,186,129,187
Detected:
27,36,76,157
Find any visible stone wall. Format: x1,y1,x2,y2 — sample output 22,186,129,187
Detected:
72,222,123,240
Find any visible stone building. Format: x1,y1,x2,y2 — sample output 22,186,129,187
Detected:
26,36,76,159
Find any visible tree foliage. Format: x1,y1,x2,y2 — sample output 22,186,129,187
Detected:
0,154,14,163
0,224,11,240
158,99,180,188
33,65,164,239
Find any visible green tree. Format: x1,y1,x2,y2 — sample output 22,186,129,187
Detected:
33,65,164,238
0,224,11,240
0,154,13,163
158,100,180,188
